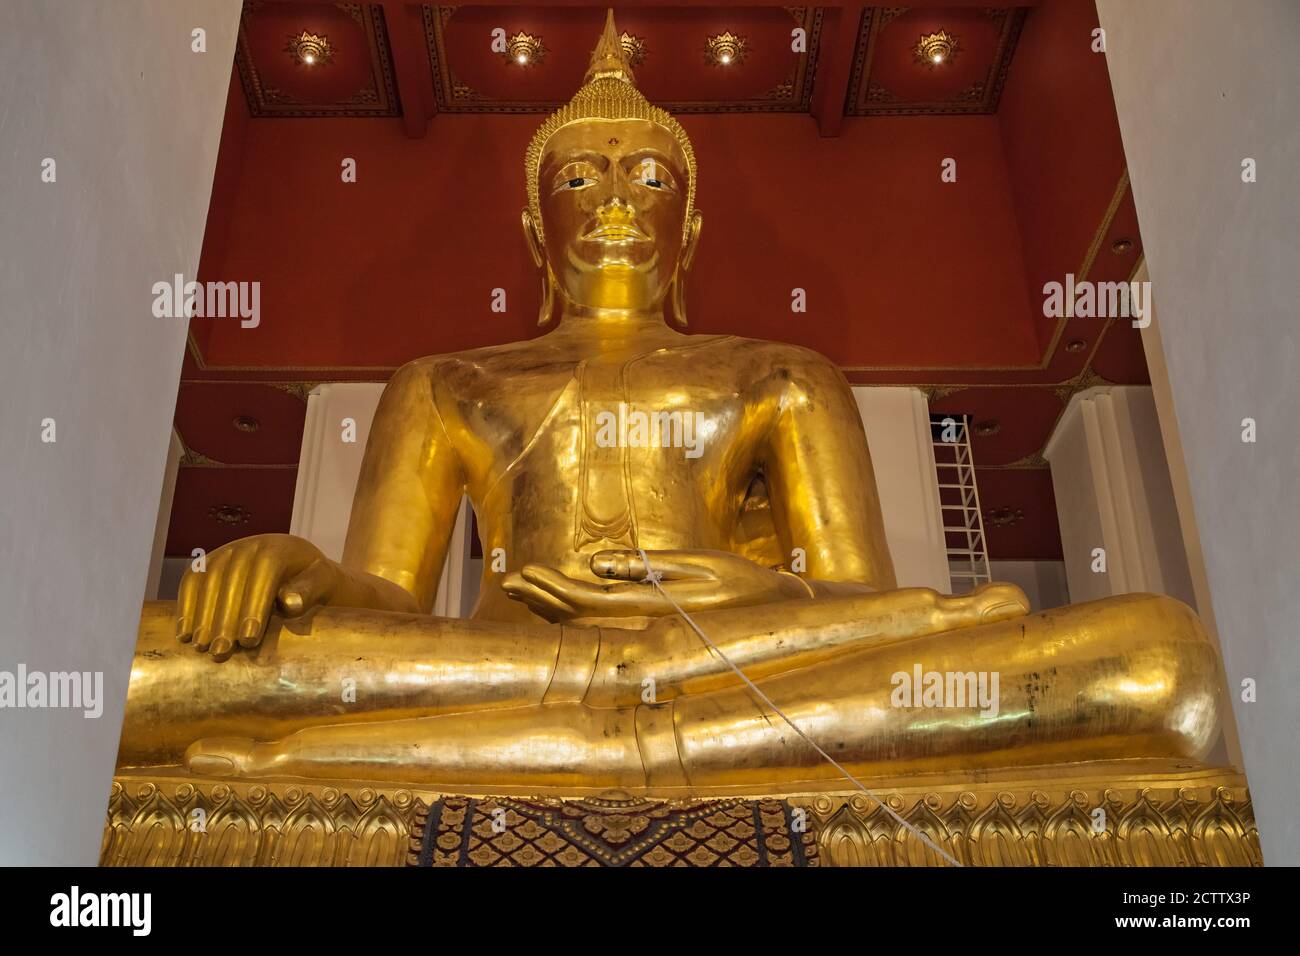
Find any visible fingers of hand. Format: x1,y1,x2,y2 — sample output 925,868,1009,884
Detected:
176,537,323,659
192,548,233,652
520,564,618,606
175,562,202,643
277,558,336,619
589,549,714,582
589,549,642,580
236,547,281,650
209,544,257,661
501,571,577,621
520,564,670,618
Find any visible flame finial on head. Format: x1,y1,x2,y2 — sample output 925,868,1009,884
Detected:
586,8,635,84
524,9,696,242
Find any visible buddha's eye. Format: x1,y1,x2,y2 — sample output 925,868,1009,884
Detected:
553,164,599,193
631,163,675,191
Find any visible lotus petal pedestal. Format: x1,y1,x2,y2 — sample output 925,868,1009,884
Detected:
101,762,1258,867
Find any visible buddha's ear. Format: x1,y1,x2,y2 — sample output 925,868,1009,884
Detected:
669,212,703,328
681,211,703,271
521,208,545,269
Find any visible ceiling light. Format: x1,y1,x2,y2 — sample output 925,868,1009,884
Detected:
985,507,1024,528
914,30,959,69
284,31,334,68
504,32,547,67
705,32,747,67
209,504,251,526
620,32,647,68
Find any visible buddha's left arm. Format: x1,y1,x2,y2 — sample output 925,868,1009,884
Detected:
760,354,898,593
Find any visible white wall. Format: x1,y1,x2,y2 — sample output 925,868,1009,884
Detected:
1043,386,1196,607
290,384,386,563
1098,0,1300,864
853,388,951,592
144,429,185,599
0,1,240,863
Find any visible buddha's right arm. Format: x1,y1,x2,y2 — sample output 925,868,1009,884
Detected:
340,360,467,612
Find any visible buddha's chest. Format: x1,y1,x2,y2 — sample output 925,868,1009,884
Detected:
455,349,759,549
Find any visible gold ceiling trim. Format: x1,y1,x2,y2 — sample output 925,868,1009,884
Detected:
983,451,1049,471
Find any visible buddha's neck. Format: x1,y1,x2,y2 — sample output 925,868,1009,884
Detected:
553,303,674,339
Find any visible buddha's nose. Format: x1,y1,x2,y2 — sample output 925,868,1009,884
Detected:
596,198,637,226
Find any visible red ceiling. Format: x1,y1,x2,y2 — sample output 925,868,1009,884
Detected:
428,5,822,111
169,0,1146,563
236,2,401,115
174,382,307,464
845,6,1027,115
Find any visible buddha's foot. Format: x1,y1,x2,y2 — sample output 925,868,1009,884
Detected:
185,737,274,777
948,582,1031,625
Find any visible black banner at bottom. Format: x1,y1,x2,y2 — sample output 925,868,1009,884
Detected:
1,865,1277,942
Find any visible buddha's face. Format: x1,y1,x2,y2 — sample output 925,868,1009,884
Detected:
534,118,694,312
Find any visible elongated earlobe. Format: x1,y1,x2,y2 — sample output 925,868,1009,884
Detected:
522,207,555,326
669,211,702,327
681,211,702,271
538,265,556,326
521,208,544,268
669,271,688,327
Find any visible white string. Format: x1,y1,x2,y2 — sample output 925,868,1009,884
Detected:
635,549,962,868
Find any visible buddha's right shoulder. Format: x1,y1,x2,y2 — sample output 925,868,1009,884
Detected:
386,341,533,391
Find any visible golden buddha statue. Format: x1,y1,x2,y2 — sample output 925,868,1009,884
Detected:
116,13,1223,796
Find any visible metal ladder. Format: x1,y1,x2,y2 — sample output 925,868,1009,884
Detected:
931,413,992,594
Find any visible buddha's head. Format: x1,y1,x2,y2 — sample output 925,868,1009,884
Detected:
523,11,701,324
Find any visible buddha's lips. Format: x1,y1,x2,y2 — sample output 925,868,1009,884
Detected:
583,224,650,242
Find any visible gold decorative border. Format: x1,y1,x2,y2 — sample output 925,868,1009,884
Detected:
805,773,1258,867
100,766,1257,867
102,777,425,867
